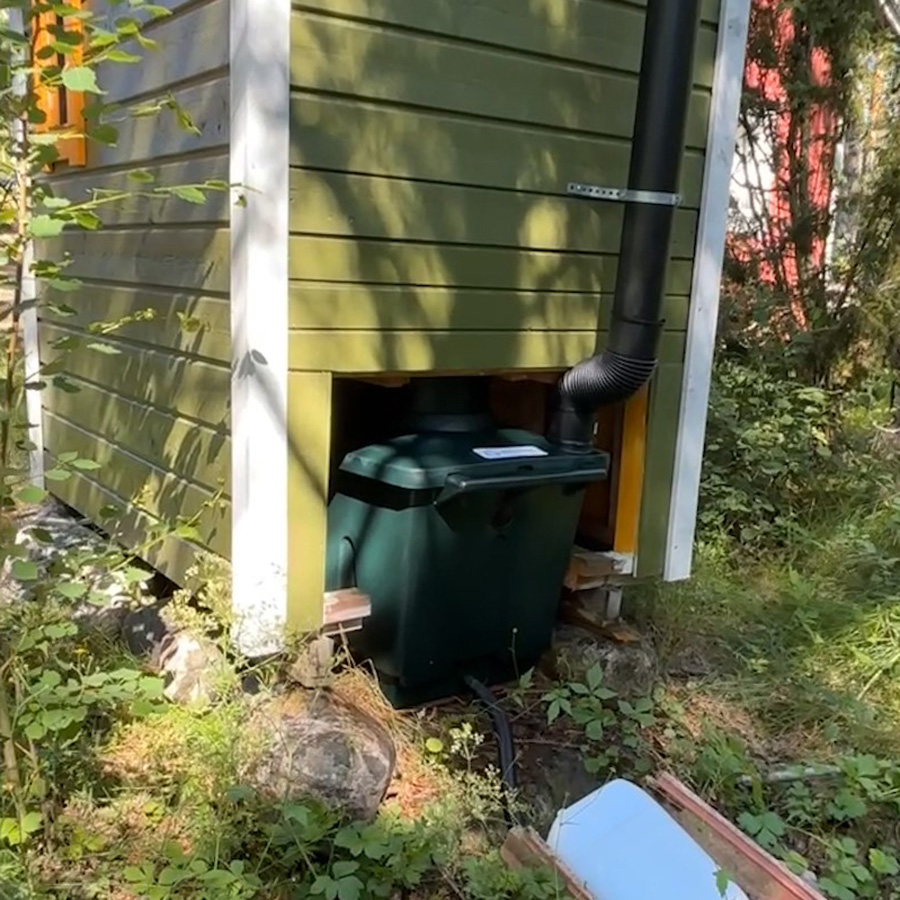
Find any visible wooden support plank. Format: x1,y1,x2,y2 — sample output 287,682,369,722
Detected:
322,588,372,636
564,548,635,592
287,371,333,634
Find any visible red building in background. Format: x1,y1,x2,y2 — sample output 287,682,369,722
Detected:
729,0,839,326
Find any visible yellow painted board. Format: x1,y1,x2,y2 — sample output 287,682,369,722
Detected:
88,76,229,170
288,168,699,257
289,236,696,296
288,329,686,374
96,0,228,105
288,285,690,333
636,362,685,576
287,371,333,633
613,385,649,556
38,227,230,293
45,155,230,227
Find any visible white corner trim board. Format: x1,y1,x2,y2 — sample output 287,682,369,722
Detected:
21,243,44,488
229,0,291,655
9,8,44,488
663,0,752,582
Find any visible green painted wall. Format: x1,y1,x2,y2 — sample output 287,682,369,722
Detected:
287,0,721,578
34,0,723,614
36,0,231,581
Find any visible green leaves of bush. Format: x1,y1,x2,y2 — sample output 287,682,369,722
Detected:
700,360,888,550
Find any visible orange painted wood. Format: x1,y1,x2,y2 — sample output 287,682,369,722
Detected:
613,384,650,556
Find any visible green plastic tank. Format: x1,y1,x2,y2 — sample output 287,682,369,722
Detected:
324,381,609,705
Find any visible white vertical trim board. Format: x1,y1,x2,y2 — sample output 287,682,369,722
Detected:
21,244,44,488
230,0,291,655
9,8,44,488
663,0,752,581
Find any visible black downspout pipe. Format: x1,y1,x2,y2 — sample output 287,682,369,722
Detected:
550,0,702,451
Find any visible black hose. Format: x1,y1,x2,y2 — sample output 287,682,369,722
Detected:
463,675,518,824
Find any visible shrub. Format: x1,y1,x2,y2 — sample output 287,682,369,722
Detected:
699,358,892,550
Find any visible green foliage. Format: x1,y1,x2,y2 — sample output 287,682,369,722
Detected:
540,664,655,778
700,359,891,550
0,588,166,852
462,853,572,900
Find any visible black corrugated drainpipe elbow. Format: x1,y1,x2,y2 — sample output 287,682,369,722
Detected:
550,0,702,451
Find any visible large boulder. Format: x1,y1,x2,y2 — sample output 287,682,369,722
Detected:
250,692,395,821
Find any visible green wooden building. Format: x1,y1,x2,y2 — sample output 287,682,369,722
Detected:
24,0,752,654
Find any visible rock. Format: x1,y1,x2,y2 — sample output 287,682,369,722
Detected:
122,600,227,705
122,601,173,657
156,631,228,705
287,636,336,689
519,746,603,837
547,624,658,698
250,692,395,820
666,646,713,678
2,499,148,634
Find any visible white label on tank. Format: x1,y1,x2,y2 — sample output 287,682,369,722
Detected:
472,445,548,460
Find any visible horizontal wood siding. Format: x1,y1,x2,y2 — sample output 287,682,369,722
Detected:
288,0,715,374
288,330,686,375
289,286,690,332
38,0,231,576
288,0,721,581
289,95,708,208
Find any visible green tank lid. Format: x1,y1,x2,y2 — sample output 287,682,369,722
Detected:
339,428,608,491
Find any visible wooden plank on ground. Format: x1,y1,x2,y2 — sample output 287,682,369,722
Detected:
650,774,827,900
501,827,595,900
